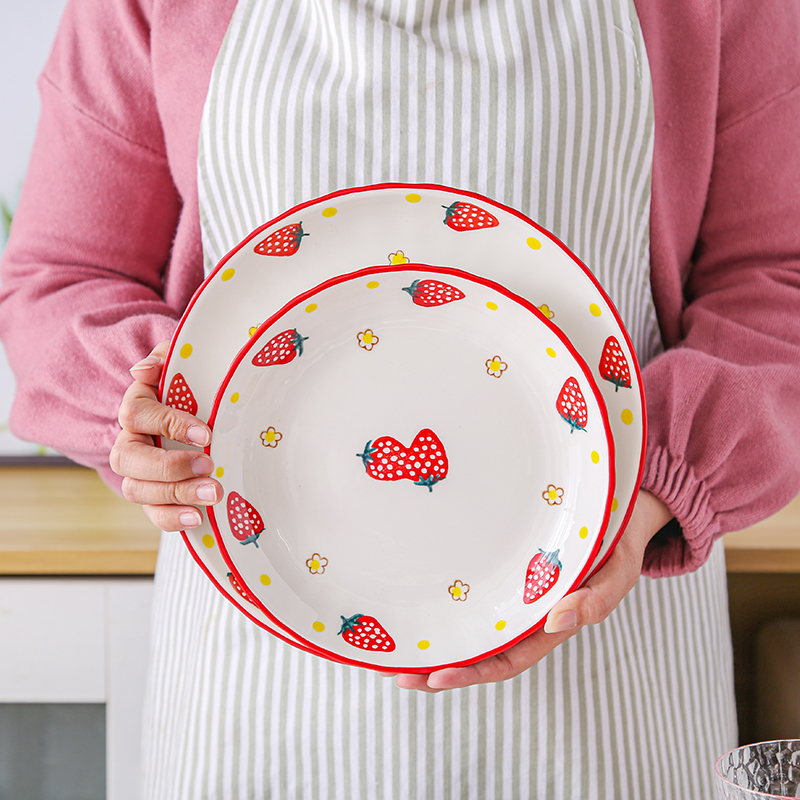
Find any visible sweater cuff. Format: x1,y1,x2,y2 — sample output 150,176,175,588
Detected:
639,445,719,577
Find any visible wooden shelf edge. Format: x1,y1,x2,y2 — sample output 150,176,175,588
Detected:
724,547,800,574
0,552,159,576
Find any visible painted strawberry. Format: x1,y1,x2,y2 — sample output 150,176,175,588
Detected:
227,571,259,606
442,201,500,231
556,377,588,433
338,613,396,652
357,428,448,491
598,336,632,391
164,373,198,415
227,491,264,547
251,329,308,367
402,279,465,307
253,222,308,256
522,549,561,604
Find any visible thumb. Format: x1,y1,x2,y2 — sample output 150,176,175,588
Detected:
129,341,170,388
543,531,643,633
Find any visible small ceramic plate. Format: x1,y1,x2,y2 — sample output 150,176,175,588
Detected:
206,265,614,671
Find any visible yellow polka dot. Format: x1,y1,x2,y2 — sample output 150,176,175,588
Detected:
527,237,542,250
321,207,337,217
579,526,589,539
260,574,271,586
406,193,422,203
215,466,225,478
417,640,430,650
230,392,240,403
451,586,462,598
546,347,556,358
548,489,558,500
202,534,215,549
589,303,602,317
305,303,318,313
309,559,320,571
611,497,619,513
367,280,380,289
264,430,276,443
312,621,325,632
495,620,507,631
221,268,235,282
179,343,193,359
486,301,498,311
591,451,600,464
489,359,501,371
363,331,373,344
621,408,634,425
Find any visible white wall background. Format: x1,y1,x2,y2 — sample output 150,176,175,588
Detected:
0,0,69,455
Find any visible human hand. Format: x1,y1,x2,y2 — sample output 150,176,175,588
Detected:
109,342,222,531
391,490,672,692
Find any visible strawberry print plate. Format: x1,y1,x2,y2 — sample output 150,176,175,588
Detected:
205,265,615,671
159,183,645,647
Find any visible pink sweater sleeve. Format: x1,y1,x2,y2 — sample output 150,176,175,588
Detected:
3,0,800,577
0,0,188,488
638,0,800,575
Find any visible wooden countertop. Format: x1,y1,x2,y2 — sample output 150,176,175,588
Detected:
1,465,800,575
0,465,160,575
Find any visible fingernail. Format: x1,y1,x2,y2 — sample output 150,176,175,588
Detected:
130,355,162,373
187,426,210,447
179,510,202,528
191,455,214,476
196,483,218,503
545,609,578,633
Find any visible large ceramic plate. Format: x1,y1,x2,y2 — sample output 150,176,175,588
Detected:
206,265,614,671
159,183,646,644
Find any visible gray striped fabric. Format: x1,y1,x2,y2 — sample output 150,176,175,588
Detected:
142,0,737,797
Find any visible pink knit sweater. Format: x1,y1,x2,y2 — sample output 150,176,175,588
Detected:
2,0,800,577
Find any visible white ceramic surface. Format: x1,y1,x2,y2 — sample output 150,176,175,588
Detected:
206,265,613,671
159,183,646,650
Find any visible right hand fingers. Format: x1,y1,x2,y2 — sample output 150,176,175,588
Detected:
115,436,221,532
117,377,211,448
111,429,218,496
110,342,222,531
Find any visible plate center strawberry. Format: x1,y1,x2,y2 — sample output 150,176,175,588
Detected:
357,428,448,491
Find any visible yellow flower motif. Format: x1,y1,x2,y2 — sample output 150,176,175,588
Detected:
448,580,470,601
538,303,555,319
485,355,508,378
388,250,410,265
542,484,564,506
306,553,328,575
357,329,380,351
260,427,283,448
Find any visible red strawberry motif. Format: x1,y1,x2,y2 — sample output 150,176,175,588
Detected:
227,491,264,547
442,201,500,231
164,373,198,415
357,428,448,491
253,222,308,256
556,377,588,433
523,549,561,604
251,329,308,367
338,614,396,652
402,279,466,307
598,336,632,392
227,571,259,606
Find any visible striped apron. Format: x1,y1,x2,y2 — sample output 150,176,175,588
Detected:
142,1,737,797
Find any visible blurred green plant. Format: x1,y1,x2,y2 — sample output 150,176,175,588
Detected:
1,196,12,241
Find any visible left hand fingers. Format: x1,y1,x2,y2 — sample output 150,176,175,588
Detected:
394,491,671,692
396,625,576,692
